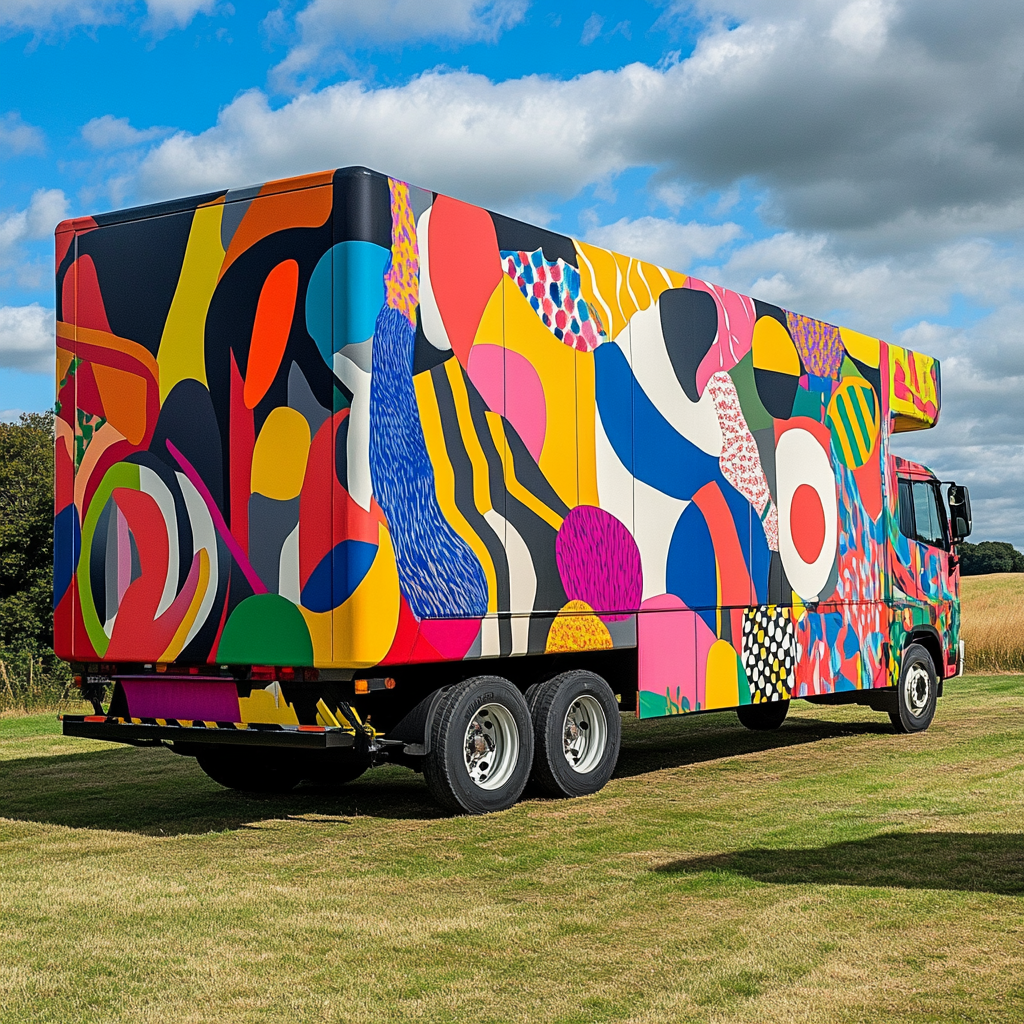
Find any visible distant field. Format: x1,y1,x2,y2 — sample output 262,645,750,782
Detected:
2,674,1023,1023
960,572,1024,672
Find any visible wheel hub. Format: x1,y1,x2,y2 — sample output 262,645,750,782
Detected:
904,663,931,716
464,703,519,791
562,694,608,774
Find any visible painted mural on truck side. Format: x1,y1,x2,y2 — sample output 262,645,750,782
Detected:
52,167,949,719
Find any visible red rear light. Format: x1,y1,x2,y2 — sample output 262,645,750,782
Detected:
250,665,275,681
279,667,295,681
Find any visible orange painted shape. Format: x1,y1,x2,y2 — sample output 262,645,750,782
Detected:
92,364,149,445
244,259,299,410
691,481,753,608
221,180,332,278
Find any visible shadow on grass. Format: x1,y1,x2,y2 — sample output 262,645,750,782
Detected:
4,709,897,836
614,710,894,779
655,831,1024,895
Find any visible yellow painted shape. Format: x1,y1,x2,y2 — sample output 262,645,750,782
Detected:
575,240,621,339
888,343,940,430
415,370,498,612
239,688,300,725
545,599,613,653
752,315,800,375
445,358,494,518
575,348,599,506
251,407,311,500
299,605,333,665
158,548,211,662
839,326,881,368
502,277,577,508
704,639,740,709
157,203,225,402
315,698,341,728
473,276,504,348
485,413,564,531
333,522,401,667
56,347,73,386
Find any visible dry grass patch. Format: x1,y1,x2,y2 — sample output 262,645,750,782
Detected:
960,573,1024,672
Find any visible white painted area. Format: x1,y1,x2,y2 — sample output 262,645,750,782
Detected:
333,347,374,511
485,508,536,652
627,302,723,457
775,427,839,602
595,402,633,533
279,522,301,604
175,470,219,648
415,205,453,352
138,465,181,620
634,481,688,602
480,614,501,657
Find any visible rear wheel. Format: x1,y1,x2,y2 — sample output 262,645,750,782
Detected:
424,676,533,815
890,643,938,733
736,699,790,731
529,670,621,798
196,747,302,794
302,755,369,790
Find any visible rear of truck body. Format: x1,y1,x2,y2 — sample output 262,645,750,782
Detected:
54,166,970,811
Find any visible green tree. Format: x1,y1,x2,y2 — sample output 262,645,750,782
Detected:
958,540,1024,576
0,412,55,654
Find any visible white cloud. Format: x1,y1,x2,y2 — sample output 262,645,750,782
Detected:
0,112,45,157
584,215,743,270
0,0,214,35
269,0,529,88
0,189,69,269
123,0,1024,253
0,304,54,373
82,115,169,150
580,13,603,45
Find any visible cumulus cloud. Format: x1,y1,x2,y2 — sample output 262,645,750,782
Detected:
268,0,529,88
0,0,214,35
0,189,68,268
0,112,45,157
123,0,1024,254
0,304,54,373
584,215,742,270
81,115,170,150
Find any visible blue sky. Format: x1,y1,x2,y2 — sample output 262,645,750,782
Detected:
2,0,1023,543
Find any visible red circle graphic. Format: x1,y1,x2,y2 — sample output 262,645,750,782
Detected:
791,483,826,564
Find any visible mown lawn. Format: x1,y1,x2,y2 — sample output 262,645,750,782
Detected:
2,675,1022,1023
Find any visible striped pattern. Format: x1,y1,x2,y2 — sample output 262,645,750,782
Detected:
827,378,879,468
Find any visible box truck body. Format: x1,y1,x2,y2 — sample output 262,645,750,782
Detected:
55,166,970,811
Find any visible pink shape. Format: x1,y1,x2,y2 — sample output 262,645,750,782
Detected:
467,344,546,462
555,505,642,622
418,617,482,660
687,277,756,397
120,678,241,721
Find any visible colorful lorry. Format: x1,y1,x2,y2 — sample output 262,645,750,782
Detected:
55,166,972,813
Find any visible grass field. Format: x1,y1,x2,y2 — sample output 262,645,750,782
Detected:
960,573,1024,673
2,674,1023,1023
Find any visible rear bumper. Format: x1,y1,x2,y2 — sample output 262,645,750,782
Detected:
60,715,356,750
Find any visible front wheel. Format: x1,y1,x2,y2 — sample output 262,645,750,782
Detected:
424,676,533,814
529,670,621,798
736,699,789,731
890,643,938,733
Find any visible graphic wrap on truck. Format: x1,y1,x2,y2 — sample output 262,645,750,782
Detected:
53,167,950,725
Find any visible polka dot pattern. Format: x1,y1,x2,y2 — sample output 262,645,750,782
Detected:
742,606,795,703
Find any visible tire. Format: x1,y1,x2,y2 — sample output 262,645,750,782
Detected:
196,747,302,794
423,676,533,815
736,699,790,731
889,643,938,733
529,670,621,799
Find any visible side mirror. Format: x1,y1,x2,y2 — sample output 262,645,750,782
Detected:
948,484,972,542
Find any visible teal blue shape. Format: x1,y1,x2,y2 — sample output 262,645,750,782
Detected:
305,240,390,366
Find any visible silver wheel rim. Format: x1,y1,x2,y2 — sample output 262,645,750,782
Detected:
904,663,931,717
464,703,519,790
562,694,608,774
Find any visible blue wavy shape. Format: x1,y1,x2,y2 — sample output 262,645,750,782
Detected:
368,302,488,618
